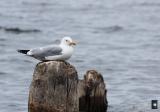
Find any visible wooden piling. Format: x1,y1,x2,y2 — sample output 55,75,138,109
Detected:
28,61,108,112
28,61,79,112
78,70,108,112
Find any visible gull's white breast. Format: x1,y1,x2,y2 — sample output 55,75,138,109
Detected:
61,45,74,60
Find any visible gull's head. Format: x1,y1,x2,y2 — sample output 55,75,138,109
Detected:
61,36,77,47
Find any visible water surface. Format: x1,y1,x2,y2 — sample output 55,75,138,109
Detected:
0,0,160,112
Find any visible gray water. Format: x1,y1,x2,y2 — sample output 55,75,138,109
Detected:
0,0,160,112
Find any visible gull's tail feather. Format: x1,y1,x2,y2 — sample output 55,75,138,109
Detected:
17,49,30,54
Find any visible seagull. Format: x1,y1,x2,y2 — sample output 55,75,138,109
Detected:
17,37,77,61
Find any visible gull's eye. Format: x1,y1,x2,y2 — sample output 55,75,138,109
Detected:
66,40,68,42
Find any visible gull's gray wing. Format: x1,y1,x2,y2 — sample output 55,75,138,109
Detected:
29,45,62,60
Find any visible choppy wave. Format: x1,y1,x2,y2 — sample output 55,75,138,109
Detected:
95,25,124,33
0,26,41,34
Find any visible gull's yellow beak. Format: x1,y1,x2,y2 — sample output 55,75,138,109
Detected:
69,40,77,46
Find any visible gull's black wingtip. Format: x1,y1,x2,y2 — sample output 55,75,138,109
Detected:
17,49,29,54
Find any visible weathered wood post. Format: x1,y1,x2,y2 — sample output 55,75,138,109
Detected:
28,61,78,112
78,70,108,112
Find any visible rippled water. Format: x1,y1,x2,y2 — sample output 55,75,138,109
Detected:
0,0,160,112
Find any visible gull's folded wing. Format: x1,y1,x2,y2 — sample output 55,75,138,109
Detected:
28,45,62,60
